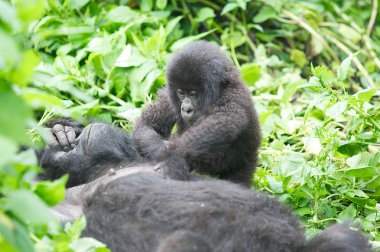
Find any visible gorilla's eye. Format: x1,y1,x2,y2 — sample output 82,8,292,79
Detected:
177,89,185,97
190,90,198,99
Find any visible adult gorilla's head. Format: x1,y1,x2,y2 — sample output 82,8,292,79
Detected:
166,41,237,124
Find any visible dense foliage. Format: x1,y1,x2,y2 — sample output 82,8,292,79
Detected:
0,0,379,251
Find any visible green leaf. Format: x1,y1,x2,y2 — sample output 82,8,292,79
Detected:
314,66,333,86
352,88,376,106
344,166,380,178
338,204,357,221
325,101,347,118
15,0,45,25
156,0,167,10
236,0,247,10
140,0,153,12
20,89,64,108
266,176,283,193
317,204,336,219
0,86,32,144
253,6,277,23
0,136,17,166
337,52,359,81
240,63,261,86
221,3,238,15
34,175,68,206
10,49,40,87
346,152,373,168
170,29,216,51
69,0,89,10
195,7,215,22
290,49,307,68
0,0,21,32
5,189,55,226
106,6,137,23
165,16,183,36
337,141,367,156
70,237,109,252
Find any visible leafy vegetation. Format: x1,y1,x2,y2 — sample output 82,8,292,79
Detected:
0,0,379,251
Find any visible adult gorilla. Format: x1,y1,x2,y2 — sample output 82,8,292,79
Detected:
41,41,260,187
49,124,372,252
133,41,261,185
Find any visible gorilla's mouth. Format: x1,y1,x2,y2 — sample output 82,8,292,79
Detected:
181,111,195,121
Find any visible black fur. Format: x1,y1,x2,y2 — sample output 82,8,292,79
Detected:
133,41,261,186
75,169,372,252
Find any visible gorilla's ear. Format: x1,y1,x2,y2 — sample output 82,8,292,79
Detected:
224,65,242,87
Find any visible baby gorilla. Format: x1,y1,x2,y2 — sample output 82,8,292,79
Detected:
133,41,261,186
42,41,261,187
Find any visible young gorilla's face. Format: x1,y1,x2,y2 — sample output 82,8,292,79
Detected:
176,88,201,123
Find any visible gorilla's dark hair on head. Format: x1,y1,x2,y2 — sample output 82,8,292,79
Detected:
166,41,235,110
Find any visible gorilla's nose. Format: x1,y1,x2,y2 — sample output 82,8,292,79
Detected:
182,104,194,114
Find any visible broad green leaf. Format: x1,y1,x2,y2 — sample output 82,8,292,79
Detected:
337,140,367,156
156,0,167,10
15,0,45,25
170,29,216,51
337,52,359,81
346,152,372,168
69,0,89,10
140,0,153,12
325,101,347,118
0,136,17,166
240,63,261,86
106,6,137,24
20,89,64,108
293,207,312,216
221,3,238,15
115,45,131,67
10,49,40,87
34,175,68,206
195,7,215,22
236,0,247,10
221,30,246,48
0,0,21,32
165,16,183,36
344,166,380,178
266,176,283,193
352,88,376,106
0,86,32,144
314,66,333,86
253,6,277,23
317,204,336,219
5,190,55,226
338,204,357,221
70,237,109,252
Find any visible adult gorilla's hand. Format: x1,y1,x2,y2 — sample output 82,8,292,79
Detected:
46,118,85,151
49,124,76,151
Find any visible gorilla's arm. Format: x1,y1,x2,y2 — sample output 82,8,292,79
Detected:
168,105,249,175
133,90,176,161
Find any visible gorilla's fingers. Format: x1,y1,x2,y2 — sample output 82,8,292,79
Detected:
52,124,70,151
65,126,76,147
48,129,60,146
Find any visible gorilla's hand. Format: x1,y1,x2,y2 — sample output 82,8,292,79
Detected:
158,154,190,181
49,124,76,151
46,118,85,151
